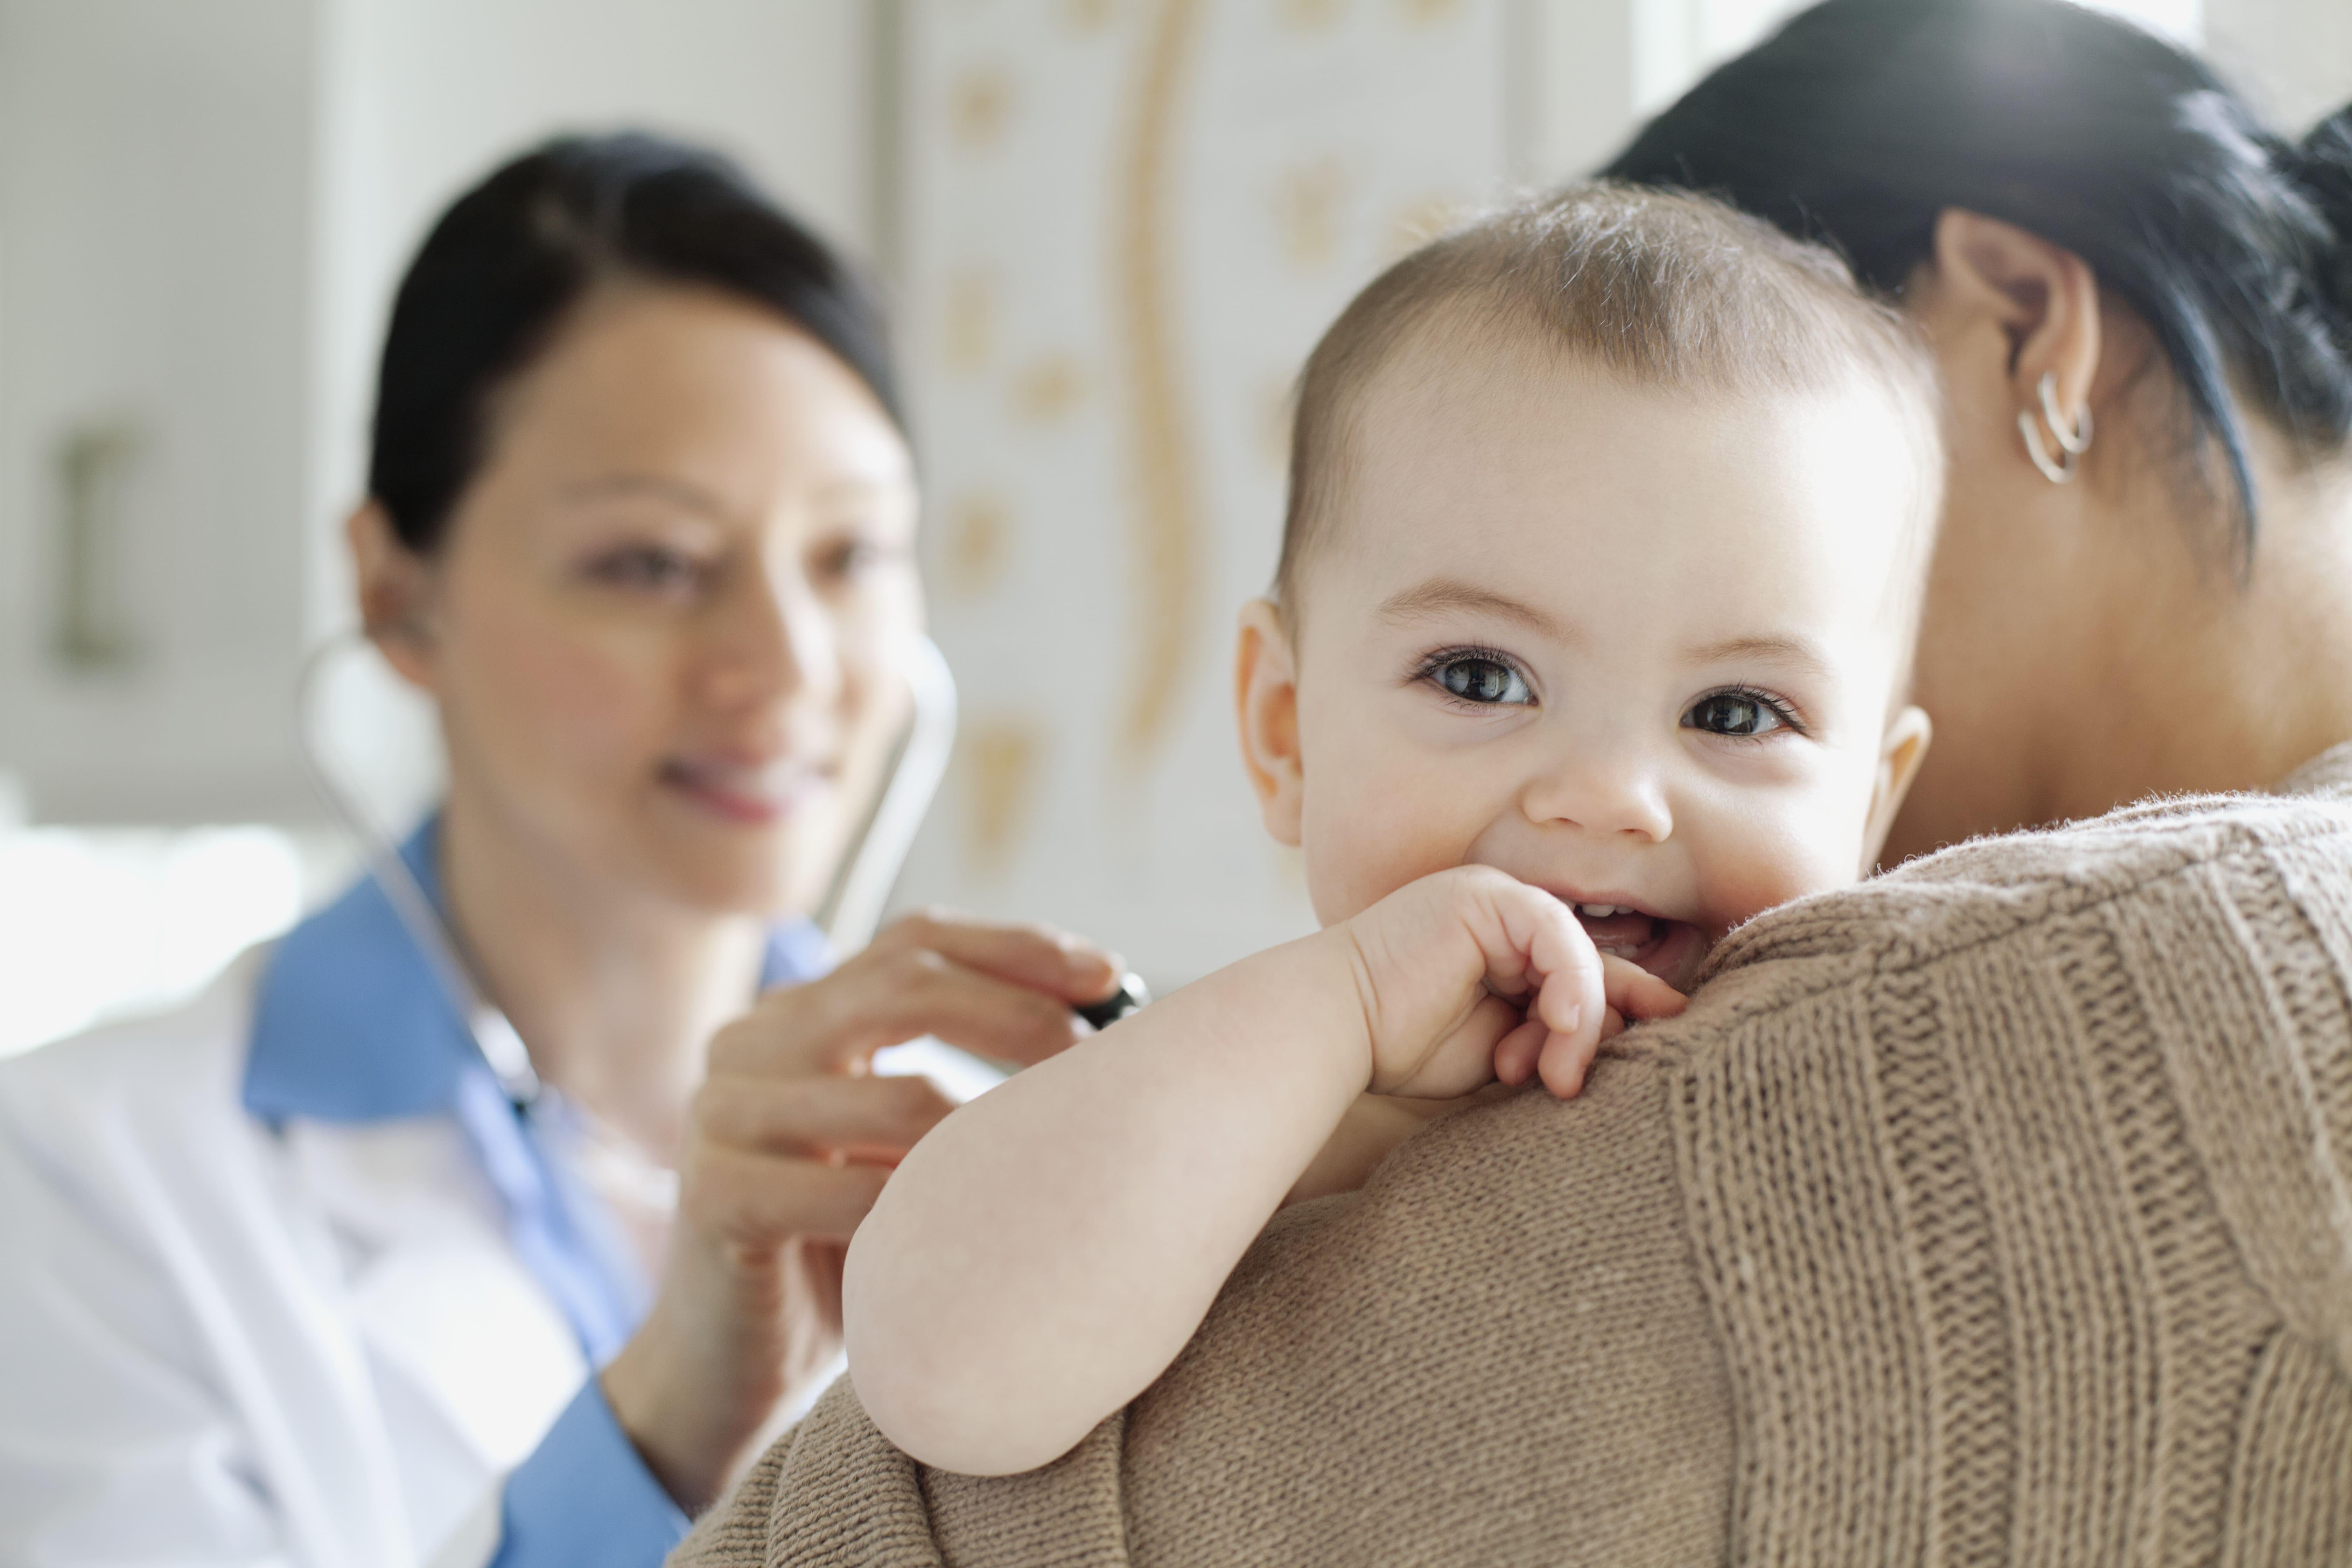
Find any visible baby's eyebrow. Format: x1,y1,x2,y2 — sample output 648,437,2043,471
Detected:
1376,578,1567,638
1685,633,1831,678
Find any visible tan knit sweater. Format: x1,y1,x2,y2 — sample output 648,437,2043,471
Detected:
676,752,2352,1566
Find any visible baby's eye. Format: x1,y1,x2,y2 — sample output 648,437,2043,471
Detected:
1683,689,1798,738
1432,656,1534,707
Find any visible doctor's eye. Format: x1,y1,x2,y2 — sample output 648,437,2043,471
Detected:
816,539,879,582
1683,687,1802,739
811,531,907,589
1421,652,1535,707
586,544,710,596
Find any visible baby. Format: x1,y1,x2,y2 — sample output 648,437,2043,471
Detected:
843,185,1944,1475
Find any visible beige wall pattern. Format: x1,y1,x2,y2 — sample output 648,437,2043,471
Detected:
1113,0,1208,770
891,0,1515,988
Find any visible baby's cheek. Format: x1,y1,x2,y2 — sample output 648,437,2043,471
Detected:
1307,829,1445,927
1693,806,1870,937
1302,785,1471,927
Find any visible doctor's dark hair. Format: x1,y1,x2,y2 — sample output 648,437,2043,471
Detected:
1603,0,2352,557
368,131,902,553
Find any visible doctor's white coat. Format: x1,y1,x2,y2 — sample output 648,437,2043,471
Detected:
0,950,593,1567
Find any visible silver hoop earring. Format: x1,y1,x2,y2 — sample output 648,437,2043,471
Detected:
2019,407,2076,483
2019,373,2092,485
2037,371,2093,455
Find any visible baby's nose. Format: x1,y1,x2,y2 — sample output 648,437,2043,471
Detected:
1521,757,1673,843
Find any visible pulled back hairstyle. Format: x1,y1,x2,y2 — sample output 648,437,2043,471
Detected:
1604,0,2352,555
1278,183,1943,608
369,131,901,553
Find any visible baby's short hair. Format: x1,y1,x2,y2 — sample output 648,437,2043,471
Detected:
1276,182,1945,613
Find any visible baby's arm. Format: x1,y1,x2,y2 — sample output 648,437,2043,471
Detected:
841,866,1684,1476
1287,1087,1511,1204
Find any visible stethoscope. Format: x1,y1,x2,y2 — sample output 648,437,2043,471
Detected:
292,631,965,1111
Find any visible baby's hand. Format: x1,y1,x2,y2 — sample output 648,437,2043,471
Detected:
1332,866,1687,1100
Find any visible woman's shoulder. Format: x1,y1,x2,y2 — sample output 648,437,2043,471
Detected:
0,944,271,1173
1609,770,2352,1558
1697,770,2352,994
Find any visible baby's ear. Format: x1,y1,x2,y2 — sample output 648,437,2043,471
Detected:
1234,598,1306,847
1862,704,1934,873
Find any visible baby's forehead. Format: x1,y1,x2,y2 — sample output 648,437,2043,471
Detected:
1309,341,1935,664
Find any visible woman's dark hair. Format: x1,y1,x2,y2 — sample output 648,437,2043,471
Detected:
1603,0,2352,555
370,131,902,552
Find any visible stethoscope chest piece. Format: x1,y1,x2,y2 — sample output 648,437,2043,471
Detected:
1075,971,1151,1031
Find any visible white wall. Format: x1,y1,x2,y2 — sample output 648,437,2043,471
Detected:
0,0,319,823
2207,0,2352,130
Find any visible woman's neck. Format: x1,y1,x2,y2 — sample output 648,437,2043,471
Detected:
2057,449,2352,814
434,789,769,1163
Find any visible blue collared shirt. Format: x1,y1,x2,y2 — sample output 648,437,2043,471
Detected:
244,817,830,1566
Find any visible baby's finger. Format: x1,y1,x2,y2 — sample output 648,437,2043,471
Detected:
1492,1016,1550,1087
1509,894,1604,1044
1387,992,1523,1098
1535,1025,1601,1100
1598,955,1688,1023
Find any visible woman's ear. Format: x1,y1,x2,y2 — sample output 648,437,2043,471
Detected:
1916,209,2104,464
346,500,441,692
1234,598,1306,847
1862,704,1934,873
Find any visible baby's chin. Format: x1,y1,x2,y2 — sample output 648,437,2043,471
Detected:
1576,908,1712,993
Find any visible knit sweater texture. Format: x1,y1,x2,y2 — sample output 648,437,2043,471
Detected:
674,751,2352,1566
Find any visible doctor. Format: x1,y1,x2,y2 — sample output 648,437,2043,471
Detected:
0,133,1122,1566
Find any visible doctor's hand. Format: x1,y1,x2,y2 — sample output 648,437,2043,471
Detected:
599,909,1121,1515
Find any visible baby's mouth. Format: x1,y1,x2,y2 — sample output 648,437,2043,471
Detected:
1567,902,1708,990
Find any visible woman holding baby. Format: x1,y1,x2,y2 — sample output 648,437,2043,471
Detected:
683,0,2352,1561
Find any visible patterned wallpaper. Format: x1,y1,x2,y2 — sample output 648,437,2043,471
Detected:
891,0,1517,987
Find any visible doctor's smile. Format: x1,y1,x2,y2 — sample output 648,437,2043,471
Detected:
657,754,839,828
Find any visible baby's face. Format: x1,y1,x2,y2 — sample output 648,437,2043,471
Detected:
1240,344,1932,989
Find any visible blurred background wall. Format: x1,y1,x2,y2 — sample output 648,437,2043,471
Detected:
0,0,2338,1053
